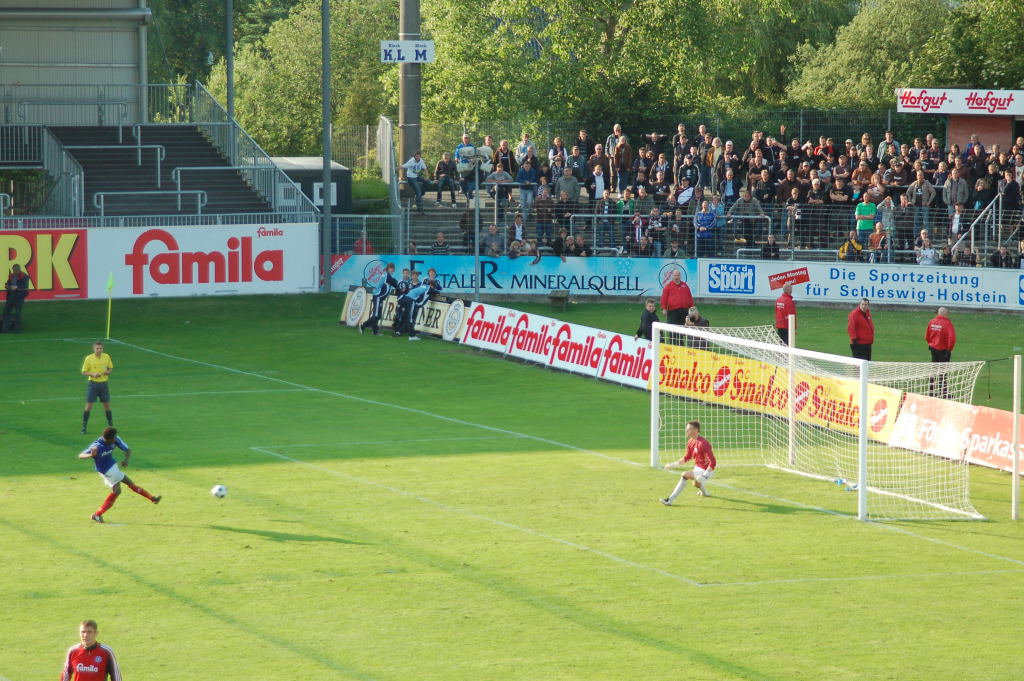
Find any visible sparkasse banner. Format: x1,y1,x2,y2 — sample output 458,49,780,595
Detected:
87,223,319,298
698,259,1024,311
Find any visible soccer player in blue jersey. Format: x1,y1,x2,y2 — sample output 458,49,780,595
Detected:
390,268,413,333
397,269,441,340
359,262,398,335
78,427,160,523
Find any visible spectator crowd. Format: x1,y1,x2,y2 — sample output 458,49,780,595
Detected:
400,123,1024,267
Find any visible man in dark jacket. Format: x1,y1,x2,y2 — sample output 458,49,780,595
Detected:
2,264,29,333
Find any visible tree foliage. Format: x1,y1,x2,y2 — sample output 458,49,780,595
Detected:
786,0,951,109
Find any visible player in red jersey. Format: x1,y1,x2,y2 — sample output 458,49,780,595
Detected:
60,620,122,681
660,420,717,504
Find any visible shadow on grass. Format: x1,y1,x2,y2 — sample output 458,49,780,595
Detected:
207,524,368,545
711,495,836,515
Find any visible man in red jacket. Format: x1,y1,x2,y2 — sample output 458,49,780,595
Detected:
925,307,956,362
847,298,874,360
774,282,796,345
660,268,694,326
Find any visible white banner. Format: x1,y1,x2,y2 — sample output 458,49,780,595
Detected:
895,88,1024,115
380,40,435,63
459,302,652,388
87,223,319,298
697,259,1024,311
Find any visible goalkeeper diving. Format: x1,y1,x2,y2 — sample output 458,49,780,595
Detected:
660,420,716,505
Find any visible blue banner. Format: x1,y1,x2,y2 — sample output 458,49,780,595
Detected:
331,254,698,298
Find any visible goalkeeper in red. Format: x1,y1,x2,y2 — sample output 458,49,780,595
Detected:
660,420,716,504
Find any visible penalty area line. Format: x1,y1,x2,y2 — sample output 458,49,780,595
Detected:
250,445,702,587
0,388,310,406
115,338,1024,570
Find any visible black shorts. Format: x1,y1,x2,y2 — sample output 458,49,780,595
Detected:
86,381,111,403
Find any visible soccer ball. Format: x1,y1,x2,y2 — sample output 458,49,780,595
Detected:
211,484,227,498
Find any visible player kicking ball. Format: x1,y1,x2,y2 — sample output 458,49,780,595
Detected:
78,426,161,522
660,420,716,505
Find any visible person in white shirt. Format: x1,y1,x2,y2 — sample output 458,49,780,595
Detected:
402,151,428,212
917,238,938,265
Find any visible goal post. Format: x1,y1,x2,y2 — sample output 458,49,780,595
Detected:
650,321,986,521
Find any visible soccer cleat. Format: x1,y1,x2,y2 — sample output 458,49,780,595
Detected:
372,330,380,336
81,426,87,434
408,336,421,341
659,498,672,506
357,325,364,335
697,487,710,497
91,513,104,523
152,495,162,505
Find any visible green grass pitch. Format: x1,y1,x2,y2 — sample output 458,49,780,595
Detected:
2,294,1022,681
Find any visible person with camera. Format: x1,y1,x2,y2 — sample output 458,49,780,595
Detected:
2,263,29,333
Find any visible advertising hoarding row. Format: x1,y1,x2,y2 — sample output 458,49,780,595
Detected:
895,88,1024,115
1,224,319,299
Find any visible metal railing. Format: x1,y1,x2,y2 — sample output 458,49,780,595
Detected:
40,127,84,215
0,193,10,214
0,211,316,230
94,190,206,217
171,164,276,196
65,144,165,187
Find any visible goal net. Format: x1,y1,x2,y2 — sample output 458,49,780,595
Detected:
650,322,985,520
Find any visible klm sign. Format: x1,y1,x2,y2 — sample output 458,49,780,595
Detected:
380,40,435,63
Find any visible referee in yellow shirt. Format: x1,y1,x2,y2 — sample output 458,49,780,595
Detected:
81,341,114,434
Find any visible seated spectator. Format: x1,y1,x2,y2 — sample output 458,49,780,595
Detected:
631,171,651,197
760,233,780,259
664,239,684,258
651,170,672,204
481,224,503,255
953,245,977,267
837,230,864,261
989,245,1015,268
407,240,419,255
938,244,953,266
635,186,655,215
434,152,458,207
916,238,938,265
867,222,889,263
633,235,653,258
430,231,450,255
507,240,522,259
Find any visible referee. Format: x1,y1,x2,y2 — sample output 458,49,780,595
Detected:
81,341,114,434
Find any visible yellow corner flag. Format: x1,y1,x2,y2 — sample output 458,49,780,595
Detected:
105,272,115,338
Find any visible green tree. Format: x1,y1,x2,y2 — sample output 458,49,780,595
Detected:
913,0,1024,90
786,0,951,108
207,0,395,155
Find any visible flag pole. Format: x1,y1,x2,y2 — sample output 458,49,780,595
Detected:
104,272,114,338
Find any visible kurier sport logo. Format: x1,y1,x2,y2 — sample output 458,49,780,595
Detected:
346,287,367,326
707,263,756,294
442,299,466,341
362,259,388,288
657,261,689,287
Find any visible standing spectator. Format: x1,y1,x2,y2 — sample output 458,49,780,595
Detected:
660,269,694,326
481,224,504,255
907,170,936,233
635,298,659,340
925,306,956,363
693,200,716,258
726,189,766,246
81,341,115,434
2,263,29,333
430,231,451,255
989,245,1015,268
953,245,977,267
433,152,458,207
605,124,623,163
533,187,555,245
775,282,796,344
943,168,969,216
847,298,874,360
514,132,536,166
566,145,588,183
867,222,889,263
854,193,877,244
554,167,581,203
492,139,518,175
576,129,595,158
401,151,427,213
595,189,617,248
587,162,609,201
60,619,122,681
515,160,538,219
485,165,514,219
613,135,634,195
948,202,967,243
997,169,1022,240
761,233,780,259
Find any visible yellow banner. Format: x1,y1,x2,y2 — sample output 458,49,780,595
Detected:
657,344,902,442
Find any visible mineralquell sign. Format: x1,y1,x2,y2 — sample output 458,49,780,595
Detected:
895,88,1024,115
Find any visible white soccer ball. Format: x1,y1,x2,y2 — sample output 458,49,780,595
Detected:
211,484,228,498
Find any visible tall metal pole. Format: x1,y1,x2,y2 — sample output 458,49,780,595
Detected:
1012,354,1020,521
398,0,421,166
320,0,332,292
473,160,480,301
226,0,234,120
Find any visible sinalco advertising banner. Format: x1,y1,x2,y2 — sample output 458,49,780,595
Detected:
657,342,903,442
698,259,1024,311
330,254,698,298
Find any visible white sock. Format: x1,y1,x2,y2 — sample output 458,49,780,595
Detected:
667,478,688,502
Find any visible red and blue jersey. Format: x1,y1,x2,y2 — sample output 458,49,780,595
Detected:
60,643,121,681
82,437,129,475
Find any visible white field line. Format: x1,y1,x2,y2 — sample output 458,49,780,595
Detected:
113,339,1024,576
251,446,702,587
0,388,309,405
266,435,524,449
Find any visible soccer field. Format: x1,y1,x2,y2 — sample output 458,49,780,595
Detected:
3,294,1022,681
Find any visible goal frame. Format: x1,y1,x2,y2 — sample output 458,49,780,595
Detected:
651,321,872,522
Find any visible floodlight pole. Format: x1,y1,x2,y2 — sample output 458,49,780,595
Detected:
398,0,421,166
226,0,234,120
320,0,332,292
